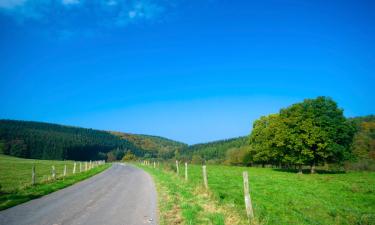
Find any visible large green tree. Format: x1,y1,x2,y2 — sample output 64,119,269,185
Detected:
281,96,354,173
249,97,355,173
249,114,288,167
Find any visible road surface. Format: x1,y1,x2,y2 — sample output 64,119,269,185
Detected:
0,163,158,225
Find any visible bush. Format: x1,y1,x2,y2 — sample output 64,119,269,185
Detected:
345,159,375,171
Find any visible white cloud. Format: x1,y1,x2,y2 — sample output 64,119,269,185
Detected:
0,0,27,9
0,0,173,36
128,10,136,19
62,0,80,5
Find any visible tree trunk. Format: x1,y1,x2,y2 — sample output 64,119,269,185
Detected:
262,163,265,168
298,165,303,174
310,161,316,174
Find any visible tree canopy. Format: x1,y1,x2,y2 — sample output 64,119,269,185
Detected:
249,96,355,173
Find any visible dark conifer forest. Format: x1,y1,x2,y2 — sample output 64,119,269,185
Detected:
0,120,185,161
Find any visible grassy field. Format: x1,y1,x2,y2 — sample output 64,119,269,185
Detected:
0,154,110,210
140,163,375,225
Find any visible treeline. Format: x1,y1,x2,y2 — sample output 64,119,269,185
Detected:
111,132,187,159
179,137,249,164
180,97,374,172
348,115,375,170
0,120,185,161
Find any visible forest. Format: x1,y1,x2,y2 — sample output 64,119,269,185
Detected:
180,97,374,171
0,120,185,161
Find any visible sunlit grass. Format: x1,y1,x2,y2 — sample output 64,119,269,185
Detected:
143,162,375,225
0,154,110,210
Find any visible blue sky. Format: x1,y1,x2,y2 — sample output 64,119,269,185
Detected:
0,0,374,144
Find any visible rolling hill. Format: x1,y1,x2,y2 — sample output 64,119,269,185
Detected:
0,120,186,161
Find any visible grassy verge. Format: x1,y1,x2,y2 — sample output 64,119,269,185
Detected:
139,163,375,225
0,154,110,210
138,164,248,225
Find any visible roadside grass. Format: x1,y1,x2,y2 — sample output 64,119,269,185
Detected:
0,154,110,210
142,163,375,225
138,164,249,225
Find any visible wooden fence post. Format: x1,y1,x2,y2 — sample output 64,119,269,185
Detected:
32,165,36,185
52,165,56,180
185,162,188,181
243,171,254,220
85,162,88,171
153,161,156,168
176,160,179,175
202,165,208,189
63,164,67,177
73,162,76,174
80,162,82,172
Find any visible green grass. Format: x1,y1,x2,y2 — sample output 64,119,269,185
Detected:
138,164,236,225
141,163,375,225
0,154,110,210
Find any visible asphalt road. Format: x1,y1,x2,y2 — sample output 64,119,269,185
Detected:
0,163,158,225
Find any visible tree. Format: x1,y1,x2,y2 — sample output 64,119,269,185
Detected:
249,114,288,167
106,151,117,162
225,147,251,166
249,97,355,173
122,151,137,161
351,121,375,160
191,154,203,164
280,96,355,173
9,139,28,158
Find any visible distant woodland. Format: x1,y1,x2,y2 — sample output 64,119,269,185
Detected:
1,97,374,171
180,97,374,171
0,120,185,161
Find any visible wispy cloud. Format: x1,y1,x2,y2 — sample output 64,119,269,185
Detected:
0,0,172,32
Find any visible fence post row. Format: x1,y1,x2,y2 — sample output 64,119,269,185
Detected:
243,171,254,220
32,165,36,185
73,162,76,174
185,162,188,181
52,165,56,180
63,164,67,177
176,160,179,175
202,165,208,189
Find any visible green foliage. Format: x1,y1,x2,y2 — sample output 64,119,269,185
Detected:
106,151,117,162
122,151,137,161
111,131,187,159
181,137,249,163
0,120,186,161
350,116,375,160
224,147,251,166
249,97,355,172
191,154,203,164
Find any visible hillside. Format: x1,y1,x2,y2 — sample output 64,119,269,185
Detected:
181,136,249,164
180,115,375,167
0,120,185,161
349,115,375,165
111,131,187,159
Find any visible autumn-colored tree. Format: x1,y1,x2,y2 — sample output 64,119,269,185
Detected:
351,121,375,160
122,151,137,161
106,151,117,162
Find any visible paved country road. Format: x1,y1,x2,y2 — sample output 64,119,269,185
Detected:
0,163,158,225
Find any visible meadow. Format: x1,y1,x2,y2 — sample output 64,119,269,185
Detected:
0,154,110,210
140,163,375,225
